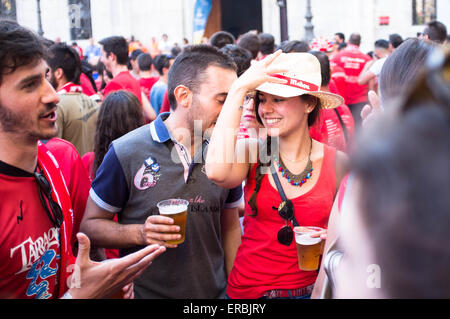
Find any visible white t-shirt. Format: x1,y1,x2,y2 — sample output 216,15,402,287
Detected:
369,56,388,76
158,40,171,55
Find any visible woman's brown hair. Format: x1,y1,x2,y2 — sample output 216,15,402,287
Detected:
92,90,145,176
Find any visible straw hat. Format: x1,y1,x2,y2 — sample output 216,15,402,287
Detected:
256,52,344,109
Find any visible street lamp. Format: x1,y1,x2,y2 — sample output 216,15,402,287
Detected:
277,0,288,42
36,0,44,36
304,0,314,43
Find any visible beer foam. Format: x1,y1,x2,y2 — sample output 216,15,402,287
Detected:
295,233,322,245
158,204,187,215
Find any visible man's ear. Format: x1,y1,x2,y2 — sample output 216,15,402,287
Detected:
54,68,64,81
422,34,430,41
173,85,192,109
108,52,117,63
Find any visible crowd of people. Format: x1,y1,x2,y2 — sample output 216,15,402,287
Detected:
0,16,449,300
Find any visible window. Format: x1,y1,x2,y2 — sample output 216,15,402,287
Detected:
412,0,437,25
0,0,16,20
68,0,92,40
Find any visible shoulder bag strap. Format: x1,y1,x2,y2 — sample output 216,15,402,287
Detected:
270,163,300,227
333,108,349,144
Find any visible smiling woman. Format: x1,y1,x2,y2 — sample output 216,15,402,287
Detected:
206,51,349,299
254,91,321,138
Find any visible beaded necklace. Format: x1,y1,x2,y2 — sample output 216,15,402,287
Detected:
273,138,313,187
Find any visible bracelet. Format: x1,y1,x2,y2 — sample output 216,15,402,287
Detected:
61,291,73,299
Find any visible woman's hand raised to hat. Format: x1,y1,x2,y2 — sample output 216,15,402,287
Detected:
232,50,288,93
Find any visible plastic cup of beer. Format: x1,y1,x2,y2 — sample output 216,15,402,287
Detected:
294,226,325,271
157,199,189,245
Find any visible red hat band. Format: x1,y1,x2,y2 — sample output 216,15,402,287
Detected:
270,74,319,92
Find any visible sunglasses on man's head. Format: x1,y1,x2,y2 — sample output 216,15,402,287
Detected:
34,169,64,229
276,200,296,246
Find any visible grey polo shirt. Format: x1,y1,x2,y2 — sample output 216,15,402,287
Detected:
90,113,243,299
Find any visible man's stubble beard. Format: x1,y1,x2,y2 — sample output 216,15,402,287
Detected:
189,94,215,139
0,103,58,143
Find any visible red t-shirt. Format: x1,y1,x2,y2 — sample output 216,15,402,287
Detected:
80,73,97,97
309,104,355,153
0,139,84,299
159,90,171,114
45,138,91,242
330,66,347,99
81,151,95,182
139,76,159,100
331,45,371,105
103,71,142,104
0,167,62,299
80,151,119,260
227,145,337,298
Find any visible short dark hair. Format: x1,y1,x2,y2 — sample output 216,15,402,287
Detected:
220,44,251,76
41,37,55,48
0,20,48,84
280,40,310,53
309,51,331,87
137,53,152,71
338,42,347,51
349,33,361,46
171,45,182,58
423,20,447,44
167,44,237,110
153,54,172,76
374,39,389,50
389,33,403,49
237,32,260,59
335,32,345,42
47,43,82,84
98,36,129,65
130,49,143,61
258,33,275,55
379,38,435,106
209,31,236,49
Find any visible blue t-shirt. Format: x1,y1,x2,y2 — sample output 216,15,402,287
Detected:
150,82,167,114
85,45,101,60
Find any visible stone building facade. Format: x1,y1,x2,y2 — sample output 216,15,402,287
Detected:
8,0,450,53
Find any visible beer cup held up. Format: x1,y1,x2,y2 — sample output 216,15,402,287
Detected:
157,199,189,245
294,226,325,271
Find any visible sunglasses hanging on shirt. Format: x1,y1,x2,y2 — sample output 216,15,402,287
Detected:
34,166,64,229
270,163,299,246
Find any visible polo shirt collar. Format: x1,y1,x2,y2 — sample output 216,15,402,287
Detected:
150,112,171,143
